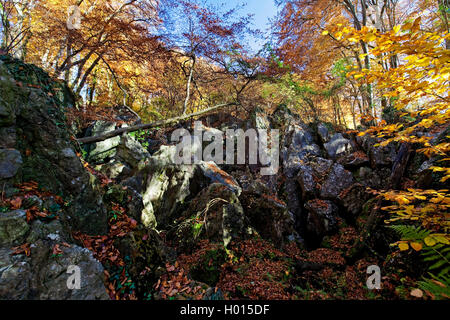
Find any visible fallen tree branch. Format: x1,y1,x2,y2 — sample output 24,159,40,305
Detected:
77,102,237,144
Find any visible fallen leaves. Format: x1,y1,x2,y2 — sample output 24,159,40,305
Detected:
11,243,31,257
0,182,63,224
154,263,200,299
9,197,22,209
410,288,424,298
73,203,138,300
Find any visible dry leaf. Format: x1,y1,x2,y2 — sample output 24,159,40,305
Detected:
410,288,423,298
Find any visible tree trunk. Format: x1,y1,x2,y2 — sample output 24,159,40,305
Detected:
183,56,196,115
77,102,237,144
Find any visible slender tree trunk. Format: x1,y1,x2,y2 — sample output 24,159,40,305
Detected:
183,56,196,115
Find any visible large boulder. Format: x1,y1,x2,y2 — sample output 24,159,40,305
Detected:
199,162,241,196
93,133,151,181
278,117,320,234
337,183,371,218
116,134,151,168
0,243,108,300
317,122,331,144
305,199,339,241
170,183,251,249
324,133,353,159
85,121,120,164
357,135,397,167
140,145,241,229
337,151,369,169
355,166,391,189
282,124,321,178
0,210,29,245
0,58,107,235
320,163,354,200
0,149,22,179
0,216,108,300
240,188,297,246
297,156,334,200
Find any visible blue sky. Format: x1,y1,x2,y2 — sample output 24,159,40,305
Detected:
205,0,279,52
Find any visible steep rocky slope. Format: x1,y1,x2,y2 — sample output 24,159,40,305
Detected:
1,56,446,300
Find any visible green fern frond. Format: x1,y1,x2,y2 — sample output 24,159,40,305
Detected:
390,225,450,277
388,225,430,241
418,273,450,300
422,244,450,277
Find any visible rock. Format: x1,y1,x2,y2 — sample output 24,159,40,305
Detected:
86,121,120,164
305,199,338,240
357,135,396,167
324,133,352,159
104,184,144,222
0,247,32,299
297,156,334,199
284,178,303,233
0,100,15,127
0,148,22,179
317,123,330,143
0,243,109,300
233,170,270,195
0,127,16,148
61,147,77,158
113,227,165,296
370,144,397,167
355,166,391,189
199,162,241,196
171,184,250,249
282,124,321,178
0,58,108,235
96,161,132,180
116,134,151,168
337,151,369,169
320,163,354,200
141,165,194,228
0,210,29,245
26,219,66,244
139,144,242,229
278,121,321,237
338,183,371,217
240,189,296,246
415,158,435,188
35,244,109,300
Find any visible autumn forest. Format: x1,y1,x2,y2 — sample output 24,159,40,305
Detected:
0,0,449,304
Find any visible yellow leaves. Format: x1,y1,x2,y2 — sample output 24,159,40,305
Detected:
354,74,365,80
395,195,411,205
321,30,329,36
424,236,437,247
398,243,409,251
393,25,401,34
418,118,434,129
358,53,368,60
424,235,450,247
410,242,423,251
433,235,450,245
383,188,450,231
412,17,422,31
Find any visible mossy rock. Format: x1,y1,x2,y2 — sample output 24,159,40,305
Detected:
104,184,129,206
